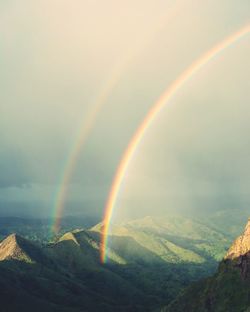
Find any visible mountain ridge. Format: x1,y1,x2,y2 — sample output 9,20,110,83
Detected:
163,217,250,312
225,218,250,260
0,233,40,263
0,214,241,311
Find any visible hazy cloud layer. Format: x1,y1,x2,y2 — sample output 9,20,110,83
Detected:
0,0,249,219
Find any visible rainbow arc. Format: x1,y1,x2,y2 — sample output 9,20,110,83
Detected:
100,24,250,263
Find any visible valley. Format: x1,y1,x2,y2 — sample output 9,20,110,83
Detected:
0,212,246,311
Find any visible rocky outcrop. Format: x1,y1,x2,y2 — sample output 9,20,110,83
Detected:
0,233,30,261
164,217,250,312
225,218,250,260
224,218,250,279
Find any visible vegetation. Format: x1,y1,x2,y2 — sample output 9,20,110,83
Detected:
0,216,98,243
0,212,246,311
163,217,250,312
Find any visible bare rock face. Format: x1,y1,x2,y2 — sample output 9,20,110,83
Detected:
224,218,250,279
225,218,250,260
0,234,31,262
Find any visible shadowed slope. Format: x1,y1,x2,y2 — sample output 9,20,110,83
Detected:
0,214,234,311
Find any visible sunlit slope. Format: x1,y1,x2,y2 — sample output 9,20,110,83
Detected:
163,218,250,312
0,232,148,311
0,233,50,264
48,229,152,309
92,215,230,263
0,215,237,311
90,215,233,306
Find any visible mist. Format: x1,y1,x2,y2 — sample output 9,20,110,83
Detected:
0,0,249,221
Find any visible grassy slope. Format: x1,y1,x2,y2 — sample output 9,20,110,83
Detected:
164,261,250,312
0,213,244,311
99,215,231,264
89,215,234,308
163,216,250,312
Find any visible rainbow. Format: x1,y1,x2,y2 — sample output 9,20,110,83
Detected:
100,24,250,263
52,70,123,233
51,3,181,234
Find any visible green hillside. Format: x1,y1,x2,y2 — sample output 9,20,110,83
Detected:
95,215,231,263
163,218,250,312
0,214,242,311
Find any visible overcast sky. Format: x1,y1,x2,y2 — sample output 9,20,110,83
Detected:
0,0,249,220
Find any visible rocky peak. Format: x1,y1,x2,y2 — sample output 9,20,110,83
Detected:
0,233,31,262
225,218,250,260
243,218,250,236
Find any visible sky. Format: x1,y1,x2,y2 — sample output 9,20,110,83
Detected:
0,0,249,220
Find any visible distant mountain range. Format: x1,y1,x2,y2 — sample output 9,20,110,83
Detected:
0,215,99,243
0,214,239,311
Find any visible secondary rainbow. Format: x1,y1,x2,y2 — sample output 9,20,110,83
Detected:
52,71,123,233
51,3,181,234
100,24,250,263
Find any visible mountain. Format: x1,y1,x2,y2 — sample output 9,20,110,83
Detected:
0,233,49,264
94,215,231,263
0,233,146,311
226,218,250,261
163,218,250,312
0,215,238,311
0,216,99,243
0,233,32,262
